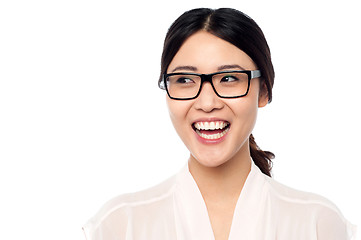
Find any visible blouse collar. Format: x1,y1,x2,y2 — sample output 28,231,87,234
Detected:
173,160,267,239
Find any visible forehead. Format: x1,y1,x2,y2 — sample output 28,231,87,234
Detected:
168,31,256,73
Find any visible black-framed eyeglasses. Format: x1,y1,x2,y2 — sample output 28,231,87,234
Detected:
158,70,261,100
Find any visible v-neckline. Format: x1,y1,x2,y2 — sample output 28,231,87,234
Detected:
174,161,267,240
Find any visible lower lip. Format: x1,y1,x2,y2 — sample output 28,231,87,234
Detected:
194,127,230,144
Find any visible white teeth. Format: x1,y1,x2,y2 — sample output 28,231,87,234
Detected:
194,121,229,131
195,127,229,140
193,121,230,140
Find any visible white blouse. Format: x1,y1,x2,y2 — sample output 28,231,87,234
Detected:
83,161,357,240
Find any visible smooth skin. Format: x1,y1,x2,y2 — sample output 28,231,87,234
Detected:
166,31,269,240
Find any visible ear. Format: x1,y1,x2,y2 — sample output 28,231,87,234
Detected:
258,82,269,108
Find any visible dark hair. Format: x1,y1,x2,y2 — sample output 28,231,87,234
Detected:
159,8,275,177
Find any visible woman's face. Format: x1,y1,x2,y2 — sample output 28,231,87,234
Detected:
166,31,268,167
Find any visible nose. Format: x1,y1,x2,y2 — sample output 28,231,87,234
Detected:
193,82,224,112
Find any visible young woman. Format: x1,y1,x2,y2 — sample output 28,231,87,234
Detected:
83,8,356,240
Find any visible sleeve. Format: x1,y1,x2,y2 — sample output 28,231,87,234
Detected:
316,205,357,240
82,206,130,240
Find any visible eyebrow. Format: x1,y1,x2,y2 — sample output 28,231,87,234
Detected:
171,66,198,72
170,64,246,73
217,64,246,71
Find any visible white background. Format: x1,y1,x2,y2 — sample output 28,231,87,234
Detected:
0,0,360,239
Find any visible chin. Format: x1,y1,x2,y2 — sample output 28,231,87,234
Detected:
191,153,229,168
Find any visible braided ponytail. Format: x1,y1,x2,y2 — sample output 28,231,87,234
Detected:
249,134,274,177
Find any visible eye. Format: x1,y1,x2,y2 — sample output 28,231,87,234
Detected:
220,75,239,82
175,77,195,84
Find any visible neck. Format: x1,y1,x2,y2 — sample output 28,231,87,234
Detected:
188,149,252,202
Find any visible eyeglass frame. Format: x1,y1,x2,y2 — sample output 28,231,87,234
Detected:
159,70,262,100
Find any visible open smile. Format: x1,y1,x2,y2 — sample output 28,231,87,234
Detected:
192,120,230,140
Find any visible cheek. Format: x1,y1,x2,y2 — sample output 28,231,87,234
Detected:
231,90,260,133
234,100,258,128
166,97,192,128
166,98,195,146
242,102,258,130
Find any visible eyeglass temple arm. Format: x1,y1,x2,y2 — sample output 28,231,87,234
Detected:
251,70,262,79
159,78,165,89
